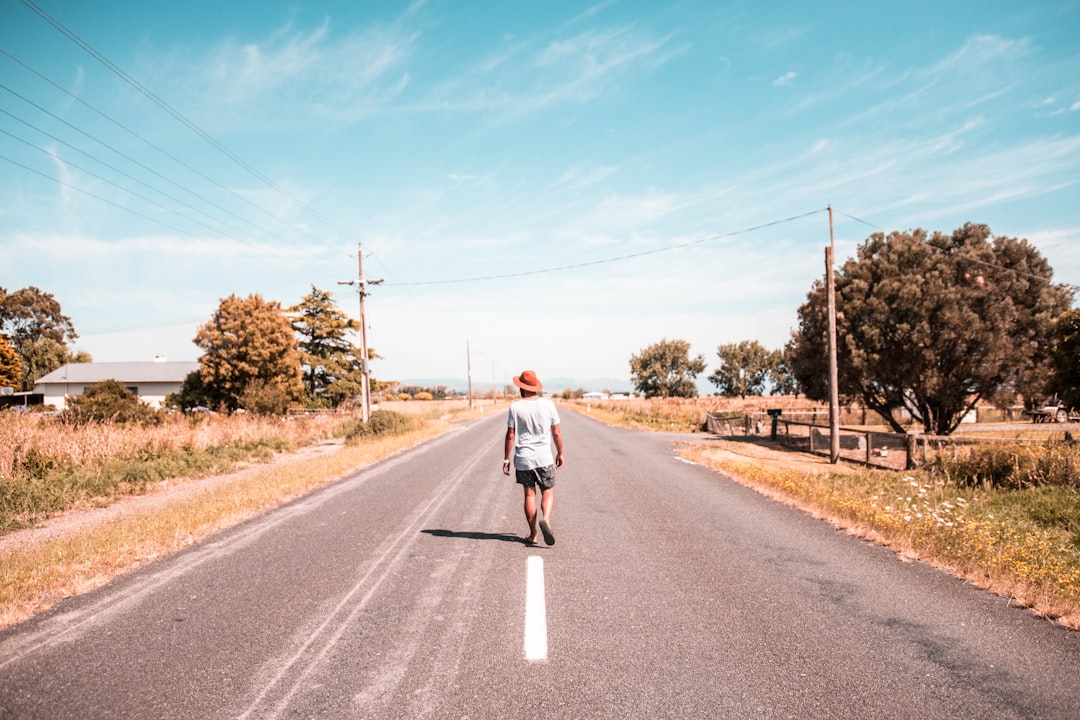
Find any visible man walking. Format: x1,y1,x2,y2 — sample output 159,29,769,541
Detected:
502,369,564,546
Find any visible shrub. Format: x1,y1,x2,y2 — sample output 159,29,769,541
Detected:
61,380,160,425
344,410,418,443
238,379,292,416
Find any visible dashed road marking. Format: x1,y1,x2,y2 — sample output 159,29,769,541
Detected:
524,555,547,661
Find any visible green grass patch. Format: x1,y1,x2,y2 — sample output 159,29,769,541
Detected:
0,437,294,533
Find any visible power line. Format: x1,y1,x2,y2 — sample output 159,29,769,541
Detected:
835,208,879,230
0,86,294,245
0,116,264,243
0,48,338,252
17,0,356,245
0,152,203,239
384,208,829,286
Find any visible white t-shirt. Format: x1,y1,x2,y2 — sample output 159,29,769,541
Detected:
507,397,560,470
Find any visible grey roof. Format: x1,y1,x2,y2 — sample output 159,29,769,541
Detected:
35,361,200,385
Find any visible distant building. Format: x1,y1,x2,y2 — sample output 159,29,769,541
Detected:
34,360,199,410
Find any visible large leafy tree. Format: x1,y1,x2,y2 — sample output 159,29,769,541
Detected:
289,286,364,407
1048,308,1080,409
770,346,801,397
629,338,706,398
708,340,777,398
788,223,1073,435
0,286,79,390
193,294,304,411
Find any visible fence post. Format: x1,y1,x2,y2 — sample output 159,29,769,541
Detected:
767,409,782,440
905,434,917,470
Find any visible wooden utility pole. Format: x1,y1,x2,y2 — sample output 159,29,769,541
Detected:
466,340,473,410
826,205,840,463
339,243,381,423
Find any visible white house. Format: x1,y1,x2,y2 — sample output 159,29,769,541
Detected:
34,360,199,410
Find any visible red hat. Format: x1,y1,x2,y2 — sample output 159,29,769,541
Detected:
513,370,543,392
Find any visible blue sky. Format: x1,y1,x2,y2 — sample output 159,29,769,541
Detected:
2,0,1078,389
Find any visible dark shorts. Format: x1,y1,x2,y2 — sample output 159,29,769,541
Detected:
515,465,556,490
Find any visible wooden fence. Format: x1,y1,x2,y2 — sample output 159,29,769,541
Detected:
705,411,1074,471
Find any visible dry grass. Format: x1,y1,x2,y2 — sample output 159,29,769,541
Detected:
0,412,341,475
0,419,453,628
378,398,507,420
572,396,828,433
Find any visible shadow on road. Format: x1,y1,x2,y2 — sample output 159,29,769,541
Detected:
421,528,531,545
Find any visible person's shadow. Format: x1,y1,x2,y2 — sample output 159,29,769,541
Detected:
422,529,533,545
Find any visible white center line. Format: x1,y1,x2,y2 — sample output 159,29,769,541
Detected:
524,555,548,661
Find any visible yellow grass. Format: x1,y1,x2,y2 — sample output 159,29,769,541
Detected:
571,395,829,433
378,397,506,420
0,411,343,476
0,419,453,628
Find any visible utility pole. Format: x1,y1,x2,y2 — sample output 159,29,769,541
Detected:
826,205,840,464
466,340,473,410
339,242,382,423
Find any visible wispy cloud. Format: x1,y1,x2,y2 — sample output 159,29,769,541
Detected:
173,17,417,127
758,25,811,50
551,163,619,191
772,71,796,87
927,34,1033,77
429,23,684,123
529,26,681,103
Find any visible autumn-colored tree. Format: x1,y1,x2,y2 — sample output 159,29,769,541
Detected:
708,340,778,398
194,294,303,411
0,286,79,390
0,335,22,390
629,338,706,398
787,224,1073,435
289,286,365,407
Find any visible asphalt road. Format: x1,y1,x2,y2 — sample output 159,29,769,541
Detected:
1,409,1078,719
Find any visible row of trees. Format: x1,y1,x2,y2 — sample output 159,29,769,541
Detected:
629,338,798,399
0,284,376,416
629,224,1077,435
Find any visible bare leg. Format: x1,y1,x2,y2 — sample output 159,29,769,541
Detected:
522,486,539,544
538,487,555,546
540,488,554,525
